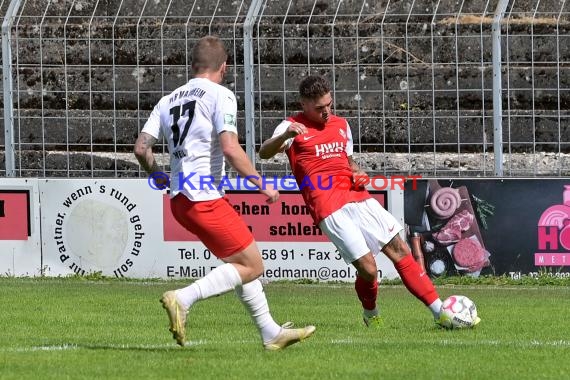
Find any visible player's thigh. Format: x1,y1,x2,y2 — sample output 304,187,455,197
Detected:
319,205,370,265
356,198,403,253
170,194,254,259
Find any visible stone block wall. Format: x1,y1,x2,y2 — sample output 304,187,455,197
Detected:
0,0,568,176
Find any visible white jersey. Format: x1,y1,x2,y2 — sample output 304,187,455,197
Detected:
142,78,238,201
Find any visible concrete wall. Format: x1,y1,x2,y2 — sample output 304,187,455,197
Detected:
1,0,568,176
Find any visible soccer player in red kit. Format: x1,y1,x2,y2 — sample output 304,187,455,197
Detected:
259,75,448,327
134,35,315,349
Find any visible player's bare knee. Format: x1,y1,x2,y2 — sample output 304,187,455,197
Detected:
241,255,263,280
357,267,377,282
251,262,264,279
384,249,409,263
383,235,410,262
353,253,377,282
234,263,262,283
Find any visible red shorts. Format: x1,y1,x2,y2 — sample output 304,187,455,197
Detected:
170,194,254,258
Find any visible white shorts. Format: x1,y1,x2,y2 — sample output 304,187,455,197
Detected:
318,198,402,264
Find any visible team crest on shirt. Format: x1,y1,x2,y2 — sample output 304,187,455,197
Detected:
339,128,346,139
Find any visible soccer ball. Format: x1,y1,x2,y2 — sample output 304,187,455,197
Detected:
439,295,479,329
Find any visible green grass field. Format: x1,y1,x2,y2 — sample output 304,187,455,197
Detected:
1,277,569,380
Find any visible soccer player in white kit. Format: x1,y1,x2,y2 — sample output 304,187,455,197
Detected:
134,36,315,349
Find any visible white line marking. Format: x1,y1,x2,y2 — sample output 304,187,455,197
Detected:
3,344,80,352
325,338,570,348
4,338,570,353
0,342,202,352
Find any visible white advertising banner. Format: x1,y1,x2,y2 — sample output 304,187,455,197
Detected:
40,179,161,277
39,179,403,281
0,179,42,276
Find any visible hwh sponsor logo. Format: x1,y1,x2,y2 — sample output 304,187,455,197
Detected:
315,142,345,157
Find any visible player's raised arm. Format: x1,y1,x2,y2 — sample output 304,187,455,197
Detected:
259,121,307,159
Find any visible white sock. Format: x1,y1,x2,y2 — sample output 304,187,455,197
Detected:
429,298,443,319
235,279,281,343
175,263,242,310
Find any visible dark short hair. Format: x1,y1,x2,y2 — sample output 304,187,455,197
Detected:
191,36,228,73
299,75,331,100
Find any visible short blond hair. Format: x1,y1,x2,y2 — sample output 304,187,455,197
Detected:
191,36,228,73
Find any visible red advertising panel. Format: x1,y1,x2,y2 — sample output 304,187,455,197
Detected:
163,191,387,242
0,191,30,240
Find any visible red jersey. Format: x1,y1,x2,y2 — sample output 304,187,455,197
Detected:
278,113,370,224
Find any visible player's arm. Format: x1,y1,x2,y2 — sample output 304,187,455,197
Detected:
348,156,369,188
346,120,369,187
258,121,307,159
346,122,366,176
215,89,278,202
347,155,362,174
134,132,161,175
220,131,279,203
348,155,368,178
135,101,164,175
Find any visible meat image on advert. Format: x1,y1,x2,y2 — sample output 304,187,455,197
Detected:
404,180,493,278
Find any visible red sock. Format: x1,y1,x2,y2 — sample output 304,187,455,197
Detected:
355,275,378,311
395,254,439,306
